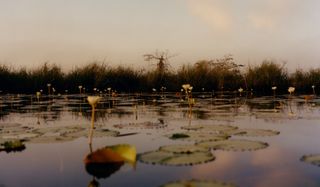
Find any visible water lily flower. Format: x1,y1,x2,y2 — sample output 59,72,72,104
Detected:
87,96,101,108
288,87,295,95
36,92,41,102
312,85,316,95
47,84,51,95
272,86,277,90
238,87,243,93
87,96,101,145
182,84,191,91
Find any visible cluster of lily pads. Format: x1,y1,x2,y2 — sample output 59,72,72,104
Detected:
136,124,279,187
138,124,279,166
0,122,120,147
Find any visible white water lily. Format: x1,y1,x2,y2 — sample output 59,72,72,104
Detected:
238,88,243,93
272,86,277,90
182,84,191,91
288,87,295,94
36,92,41,102
87,96,101,107
87,96,101,145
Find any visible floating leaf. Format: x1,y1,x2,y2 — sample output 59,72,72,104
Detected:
85,162,123,179
160,179,236,187
197,139,268,151
138,150,215,166
230,128,280,137
84,144,136,179
168,132,229,142
169,133,190,139
181,124,238,133
114,121,167,129
0,140,26,153
301,154,320,166
159,144,208,154
85,144,136,164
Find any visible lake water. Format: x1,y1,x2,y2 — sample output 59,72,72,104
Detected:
0,93,320,187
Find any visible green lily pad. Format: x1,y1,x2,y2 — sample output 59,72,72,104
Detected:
197,139,268,151
90,128,120,138
169,133,190,139
114,121,167,129
168,132,229,142
301,154,320,166
181,125,238,133
159,144,209,154
1,133,40,140
28,126,119,143
32,126,86,137
138,150,215,166
0,140,26,153
160,179,236,187
230,128,280,137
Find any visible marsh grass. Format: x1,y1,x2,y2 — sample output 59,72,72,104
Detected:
0,60,319,95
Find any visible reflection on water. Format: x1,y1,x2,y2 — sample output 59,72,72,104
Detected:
0,93,320,187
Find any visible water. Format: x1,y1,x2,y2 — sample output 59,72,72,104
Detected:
0,93,320,187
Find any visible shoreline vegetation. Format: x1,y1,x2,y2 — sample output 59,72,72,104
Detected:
0,56,319,95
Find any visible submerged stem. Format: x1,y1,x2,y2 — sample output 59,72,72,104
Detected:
88,106,95,146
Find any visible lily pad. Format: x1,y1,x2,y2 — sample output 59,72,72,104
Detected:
138,150,215,166
28,126,119,143
159,144,209,154
0,140,26,153
197,139,268,151
160,179,236,187
114,121,167,129
301,154,320,166
230,128,280,137
181,125,238,133
170,133,190,139
168,132,229,142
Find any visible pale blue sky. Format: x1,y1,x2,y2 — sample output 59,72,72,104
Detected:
1,0,320,71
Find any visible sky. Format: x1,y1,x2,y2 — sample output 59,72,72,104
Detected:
1,0,320,71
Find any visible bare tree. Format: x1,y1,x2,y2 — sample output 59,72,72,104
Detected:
143,50,177,74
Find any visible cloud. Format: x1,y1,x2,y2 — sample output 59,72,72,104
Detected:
187,0,232,31
187,0,306,32
247,0,303,31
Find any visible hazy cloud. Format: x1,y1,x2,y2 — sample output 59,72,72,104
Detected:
187,0,232,31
